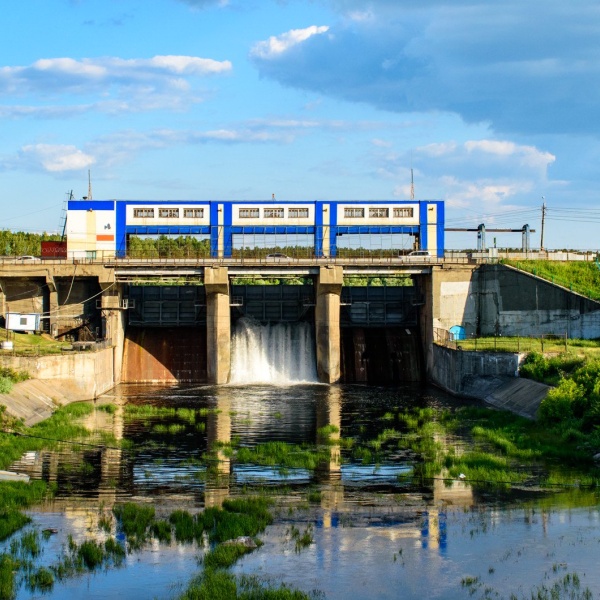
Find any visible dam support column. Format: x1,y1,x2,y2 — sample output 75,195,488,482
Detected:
45,276,59,337
315,265,343,383
99,282,126,385
205,266,231,384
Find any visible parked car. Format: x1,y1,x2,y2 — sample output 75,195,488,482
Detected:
16,255,41,262
266,253,289,261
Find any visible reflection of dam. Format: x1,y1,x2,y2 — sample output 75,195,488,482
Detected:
9,383,473,559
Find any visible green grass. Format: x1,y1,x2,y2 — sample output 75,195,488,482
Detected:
454,336,600,357
233,442,332,472
504,259,600,301
203,543,256,570
179,571,323,600
0,328,72,356
0,554,17,600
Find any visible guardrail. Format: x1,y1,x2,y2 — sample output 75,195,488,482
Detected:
433,328,569,353
0,250,598,266
0,338,113,357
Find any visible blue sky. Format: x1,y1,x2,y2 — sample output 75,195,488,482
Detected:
2,0,600,250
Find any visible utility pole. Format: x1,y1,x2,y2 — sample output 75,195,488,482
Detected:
540,198,546,251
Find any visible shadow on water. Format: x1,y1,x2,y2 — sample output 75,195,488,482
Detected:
4,383,600,599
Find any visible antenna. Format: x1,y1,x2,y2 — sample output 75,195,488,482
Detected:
88,170,93,201
410,168,415,201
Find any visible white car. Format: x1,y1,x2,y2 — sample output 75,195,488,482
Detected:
16,255,41,262
401,250,431,261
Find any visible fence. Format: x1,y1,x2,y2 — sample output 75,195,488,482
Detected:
433,328,569,353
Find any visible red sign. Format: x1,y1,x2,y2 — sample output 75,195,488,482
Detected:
41,241,67,259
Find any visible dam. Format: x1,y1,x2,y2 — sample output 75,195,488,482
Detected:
2,255,600,395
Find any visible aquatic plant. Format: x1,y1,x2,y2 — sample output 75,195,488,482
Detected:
179,571,323,600
113,503,156,549
288,524,313,553
27,566,54,592
0,509,31,542
234,442,331,472
202,542,255,570
0,554,17,600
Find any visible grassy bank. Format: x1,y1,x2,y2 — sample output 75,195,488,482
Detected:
503,259,600,301
0,329,71,356
454,336,600,358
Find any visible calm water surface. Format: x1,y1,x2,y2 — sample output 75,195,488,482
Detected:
6,383,600,599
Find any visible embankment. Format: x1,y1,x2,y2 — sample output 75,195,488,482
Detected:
430,344,550,419
0,347,115,425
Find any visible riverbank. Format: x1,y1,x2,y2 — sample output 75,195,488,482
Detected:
0,347,116,425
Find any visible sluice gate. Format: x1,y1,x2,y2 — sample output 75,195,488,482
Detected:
122,326,207,383
121,282,424,384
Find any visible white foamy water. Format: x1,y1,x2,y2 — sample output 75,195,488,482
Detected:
229,317,318,384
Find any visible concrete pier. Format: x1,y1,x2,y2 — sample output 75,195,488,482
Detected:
205,266,231,384
315,266,343,383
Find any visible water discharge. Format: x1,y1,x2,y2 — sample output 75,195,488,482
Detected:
229,317,318,384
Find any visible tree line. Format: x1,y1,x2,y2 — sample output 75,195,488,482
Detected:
0,230,62,257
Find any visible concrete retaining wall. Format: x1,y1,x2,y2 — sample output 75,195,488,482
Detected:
0,347,115,401
430,343,521,394
434,263,600,339
429,344,549,419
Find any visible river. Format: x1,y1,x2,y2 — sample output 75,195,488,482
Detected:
4,381,600,599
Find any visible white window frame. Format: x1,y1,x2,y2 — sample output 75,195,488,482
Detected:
239,208,260,218
183,208,204,218
393,207,414,218
159,208,179,219
133,208,155,218
344,208,365,218
288,208,309,218
264,208,284,218
369,207,389,218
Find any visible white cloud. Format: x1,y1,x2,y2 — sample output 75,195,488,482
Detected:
0,55,232,98
465,140,555,170
251,26,330,60
20,144,95,172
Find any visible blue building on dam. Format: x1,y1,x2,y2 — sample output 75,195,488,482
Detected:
66,198,444,259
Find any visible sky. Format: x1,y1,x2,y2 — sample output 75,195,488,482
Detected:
2,0,600,250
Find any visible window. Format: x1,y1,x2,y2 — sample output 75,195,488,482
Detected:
369,207,389,218
264,208,284,218
159,208,179,218
288,208,309,218
183,208,204,218
20,317,27,326
344,208,364,218
239,208,260,218
393,207,414,218
133,208,154,218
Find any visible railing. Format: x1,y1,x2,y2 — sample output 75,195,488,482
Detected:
1,249,598,266
433,328,569,353
0,338,113,357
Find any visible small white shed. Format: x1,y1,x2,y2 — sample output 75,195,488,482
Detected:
5,312,41,332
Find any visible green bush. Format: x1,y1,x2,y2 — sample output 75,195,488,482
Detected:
538,379,584,423
520,352,584,386
0,378,13,394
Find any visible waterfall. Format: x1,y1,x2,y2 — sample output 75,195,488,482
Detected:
229,317,318,385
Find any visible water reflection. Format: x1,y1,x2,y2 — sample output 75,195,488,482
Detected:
6,383,600,599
